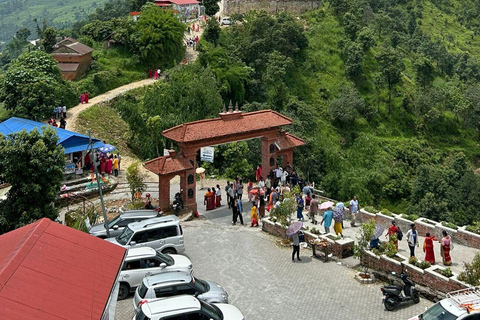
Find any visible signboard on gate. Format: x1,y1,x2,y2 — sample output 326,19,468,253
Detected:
200,147,214,163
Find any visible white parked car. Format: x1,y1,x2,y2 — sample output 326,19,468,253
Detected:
408,287,480,320
133,271,228,312
118,247,192,300
221,17,231,26
133,295,245,320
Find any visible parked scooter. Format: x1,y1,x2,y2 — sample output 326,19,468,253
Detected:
173,190,184,216
381,271,420,311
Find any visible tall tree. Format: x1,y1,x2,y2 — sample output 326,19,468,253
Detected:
203,18,221,46
414,56,435,89
0,127,65,233
203,0,220,17
0,50,78,120
376,47,405,113
132,6,185,68
42,27,57,53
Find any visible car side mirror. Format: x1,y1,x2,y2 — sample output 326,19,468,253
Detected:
160,263,167,269
112,225,119,230
130,241,136,246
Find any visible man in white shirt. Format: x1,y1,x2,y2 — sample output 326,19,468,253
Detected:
349,195,359,227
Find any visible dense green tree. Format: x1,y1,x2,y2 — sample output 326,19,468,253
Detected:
414,56,435,89
376,47,405,113
42,27,57,53
203,19,221,46
263,50,293,109
15,27,30,41
328,86,364,125
132,6,185,68
0,127,65,233
0,50,78,120
203,0,220,16
343,41,364,80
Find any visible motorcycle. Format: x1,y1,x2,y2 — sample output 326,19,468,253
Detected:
381,271,420,311
173,190,184,216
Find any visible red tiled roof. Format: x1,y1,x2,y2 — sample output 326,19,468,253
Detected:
144,154,193,175
154,0,199,4
129,11,141,15
162,110,292,143
0,218,126,320
275,131,305,150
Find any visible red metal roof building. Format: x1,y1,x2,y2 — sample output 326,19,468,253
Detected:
0,218,126,320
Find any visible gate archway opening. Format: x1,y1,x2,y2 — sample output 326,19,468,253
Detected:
144,107,305,212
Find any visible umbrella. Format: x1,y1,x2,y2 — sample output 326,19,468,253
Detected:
286,221,303,236
98,144,116,153
372,225,384,240
196,167,206,174
319,201,335,210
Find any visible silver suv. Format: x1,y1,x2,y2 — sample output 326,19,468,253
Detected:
133,295,245,320
118,247,193,300
134,271,228,312
89,210,158,239
106,216,184,254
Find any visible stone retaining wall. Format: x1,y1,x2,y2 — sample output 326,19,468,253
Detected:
361,251,469,294
221,0,321,16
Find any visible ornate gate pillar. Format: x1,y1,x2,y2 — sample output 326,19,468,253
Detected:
158,174,174,210
261,131,279,180
180,147,198,212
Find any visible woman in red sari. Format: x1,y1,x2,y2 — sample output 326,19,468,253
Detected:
204,188,215,210
440,230,453,266
100,157,106,173
106,156,113,174
215,184,221,207
385,221,399,250
210,187,216,209
423,232,438,264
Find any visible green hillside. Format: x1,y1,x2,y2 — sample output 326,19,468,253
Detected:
0,0,109,42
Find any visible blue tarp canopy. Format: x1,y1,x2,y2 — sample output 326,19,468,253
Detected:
0,117,104,154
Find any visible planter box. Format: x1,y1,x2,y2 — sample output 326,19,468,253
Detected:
457,227,480,248
359,209,376,223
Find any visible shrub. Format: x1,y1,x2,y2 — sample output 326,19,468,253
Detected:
438,268,453,277
354,219,376,272
465,222,480,235
409,256,418,265
380,209,393,217
380,240,398,258
441,221,458,230
402,214,419,221
417,260,431,269
364,206,377,213
458,253,480,286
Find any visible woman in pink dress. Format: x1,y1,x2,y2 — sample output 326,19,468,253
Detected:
440,230,453,266
100,157,106,173
106,156,113,174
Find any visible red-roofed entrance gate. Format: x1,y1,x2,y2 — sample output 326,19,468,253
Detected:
144,106,304,211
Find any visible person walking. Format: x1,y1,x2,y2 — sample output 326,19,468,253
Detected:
84,92,89,103
228,183,235,209
440,230,453,266
231,196,238,225
62,105,67,118
234,197,244,225
406,224,419,257
296,193,304,221
309,194,319,224
332,206,344,237
349,195,359,227
113,155,119,177
423,232,438,264
59,117,67,129
258,193,266,220
215,184,222,207
57,105,63,119
237,180,244,200
250,203,259,227
292,231,301,262
386,221,399,250
255,165,262,182
225,181,231,208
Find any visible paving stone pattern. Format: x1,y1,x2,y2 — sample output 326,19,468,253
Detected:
115,206,432,320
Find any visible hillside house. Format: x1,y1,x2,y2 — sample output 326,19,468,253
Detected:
154,0,201,20
51,37,93,80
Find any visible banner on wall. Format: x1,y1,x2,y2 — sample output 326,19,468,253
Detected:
200,147,214,163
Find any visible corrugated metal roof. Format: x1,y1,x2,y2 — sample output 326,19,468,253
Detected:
0,117,103,154
53,37,93,55
0,218,126,320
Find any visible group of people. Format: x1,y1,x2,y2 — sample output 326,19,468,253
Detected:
147,68,162,79
49,106,67,129
255,163,304,190
48,116,67,129
386,221,453,265
204,185,222,210
94,153,121,177
185,36,199,49
80,92,89,104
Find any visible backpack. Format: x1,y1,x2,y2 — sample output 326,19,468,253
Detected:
397,226,403,241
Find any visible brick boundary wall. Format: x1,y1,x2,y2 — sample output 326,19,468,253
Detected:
262,218,354,258
361,251,470,294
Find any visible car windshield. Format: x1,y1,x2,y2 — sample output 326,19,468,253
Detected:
108,214,121,228
116,226,134,245
420,302,457,320
156,252,174,265
200,300,222,320
135,310,150,320
194,278,208,293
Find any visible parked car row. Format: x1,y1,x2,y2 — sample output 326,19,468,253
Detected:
88,210,245,319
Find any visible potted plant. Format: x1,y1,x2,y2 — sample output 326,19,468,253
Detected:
354,218,376,283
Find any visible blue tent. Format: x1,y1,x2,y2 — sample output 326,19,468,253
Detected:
0,117,104,154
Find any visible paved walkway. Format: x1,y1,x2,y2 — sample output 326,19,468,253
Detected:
115,193,433,320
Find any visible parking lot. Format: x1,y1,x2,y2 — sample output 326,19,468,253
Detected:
115,207,432,320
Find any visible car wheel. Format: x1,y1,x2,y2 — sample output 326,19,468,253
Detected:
118,283,129,300
384,297,396,311
162,248,176,254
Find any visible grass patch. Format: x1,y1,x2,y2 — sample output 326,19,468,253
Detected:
75,103,133,157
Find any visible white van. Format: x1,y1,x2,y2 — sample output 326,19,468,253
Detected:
221,17,231,26
106,216,184,254
409,287,480,320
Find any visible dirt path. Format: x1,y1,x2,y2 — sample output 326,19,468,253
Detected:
67,78,157,132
